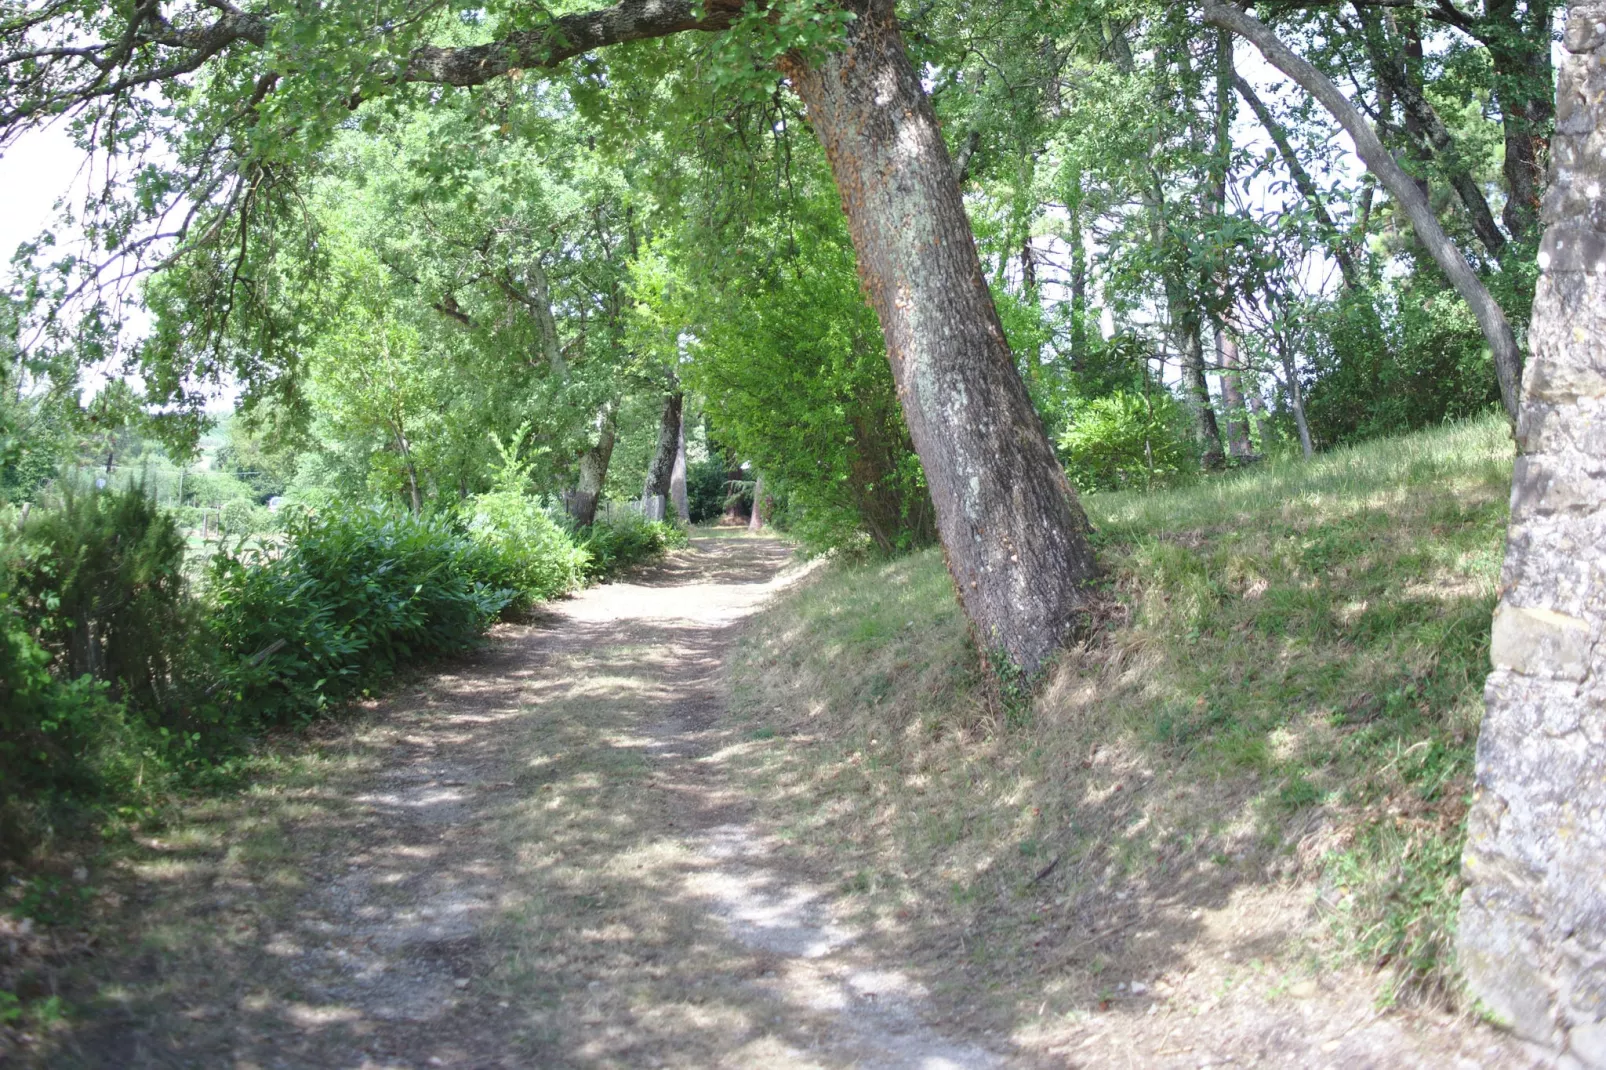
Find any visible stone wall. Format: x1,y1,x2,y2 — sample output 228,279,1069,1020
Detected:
1457,2,1606,1064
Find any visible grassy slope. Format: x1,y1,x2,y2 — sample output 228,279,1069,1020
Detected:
727,415,1512,1023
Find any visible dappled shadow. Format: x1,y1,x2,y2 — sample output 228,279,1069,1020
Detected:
712,504,1536,1067
34,537,1010,1068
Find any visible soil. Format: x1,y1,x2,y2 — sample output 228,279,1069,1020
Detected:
14,537,1543,1068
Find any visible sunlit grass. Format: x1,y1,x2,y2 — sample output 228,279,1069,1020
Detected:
728,413,1514,1014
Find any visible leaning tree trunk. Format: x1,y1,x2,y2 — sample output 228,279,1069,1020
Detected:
785,0,1098,671
642,389,683,520
569,402,617,528
1456,4,1606,1062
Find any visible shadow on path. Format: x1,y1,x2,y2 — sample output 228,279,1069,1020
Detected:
40,537,1015,1069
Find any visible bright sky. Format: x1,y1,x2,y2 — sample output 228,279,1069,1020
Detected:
0,122,86,264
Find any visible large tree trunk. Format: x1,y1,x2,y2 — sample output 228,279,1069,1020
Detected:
785,0,1098,671
641,389,683,520
1456,4,1606,1062
569,401,617,528
1202,0,1524,423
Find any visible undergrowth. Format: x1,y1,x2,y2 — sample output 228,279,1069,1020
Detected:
728,414,1512,1013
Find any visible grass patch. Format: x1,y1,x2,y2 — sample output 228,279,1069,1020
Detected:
727,414,1512,1017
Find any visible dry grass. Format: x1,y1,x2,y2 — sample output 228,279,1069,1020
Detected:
724,414,1516,1037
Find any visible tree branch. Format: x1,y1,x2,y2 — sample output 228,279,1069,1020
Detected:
1233,72,1363,290
1197,0,1521,420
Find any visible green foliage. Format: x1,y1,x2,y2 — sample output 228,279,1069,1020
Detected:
640,174,936,553
1057,390,1196,493
207,507,509,727
0,583,133,811
182,469,258,508
1303,285,1501,447
219,498,274,537
575,512,687,581
460,491,587,612
685,457,731,526
7,485,195,718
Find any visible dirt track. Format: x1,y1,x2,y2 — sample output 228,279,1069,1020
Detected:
25,535,1544,1069
38,535,1008,1069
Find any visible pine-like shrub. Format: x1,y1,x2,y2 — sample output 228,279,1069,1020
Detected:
7,484,196,717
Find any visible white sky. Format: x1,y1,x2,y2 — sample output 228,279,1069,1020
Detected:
0,122,85,267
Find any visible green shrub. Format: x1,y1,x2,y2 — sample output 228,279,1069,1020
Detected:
219,498,273,537
576,512,687,580
460,491,587,612
207,506,510,726
1057,390,1196,493
686,458,731,524
7,484,196,718
0,587,131,801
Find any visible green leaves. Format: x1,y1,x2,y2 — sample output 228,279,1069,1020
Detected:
208,506,511,727
703,0,853,102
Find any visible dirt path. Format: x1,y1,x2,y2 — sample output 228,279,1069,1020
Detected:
39,536,1008,1069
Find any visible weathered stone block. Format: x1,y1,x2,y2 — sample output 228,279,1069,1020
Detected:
1491,604,1594,680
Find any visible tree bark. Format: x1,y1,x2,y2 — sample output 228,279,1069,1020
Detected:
669,419,689,524
1276,323,1314,459
1180,308,1227,469
1207,32,1252,463
1457,3,1606,1061
1215,326,1254,459
748,475,764,532
786,0,1098,671
569,401,617,528
641,388,683,519
1202,0,1523,424
1485,0,1556,248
